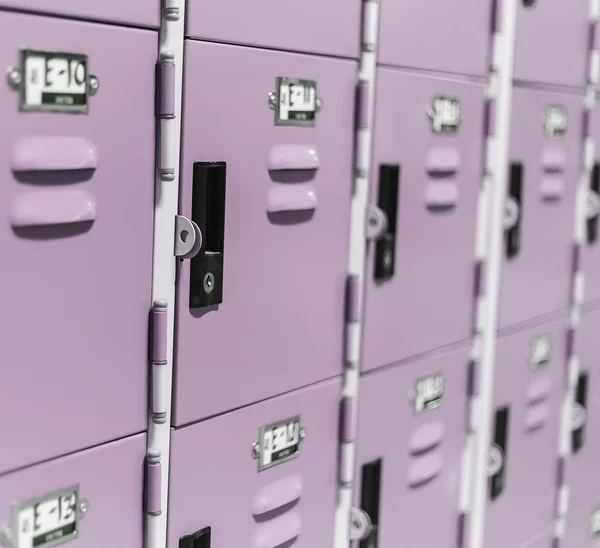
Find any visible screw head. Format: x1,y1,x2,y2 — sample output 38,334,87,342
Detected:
316,97,323,111
78,498,89,518
203,272,215,294
251,442,260,459
7,68,21,90
299,428,307,440
88,75,99,96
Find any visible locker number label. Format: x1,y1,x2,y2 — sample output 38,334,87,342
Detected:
19,50,89,114
274,77,318,127
427,96,461,133
543,105,567,138
4,485,89,548
255,416,304,471
529,335,551,369
411,373,444,414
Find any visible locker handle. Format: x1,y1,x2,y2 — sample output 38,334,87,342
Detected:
12,136,98,172
11,189,96,228
572,372,589,453
266,185,317,213
360,459,382,548
587,163,600,244
505,163,523,259
268,145,320,171
189,162,227,309
540,175,565,201
489,406,510,500
374,164,400,282
252,475,303,517
424,181,460,210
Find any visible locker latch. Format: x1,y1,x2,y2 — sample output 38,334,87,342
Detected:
349,507,372,542
174,215,203,260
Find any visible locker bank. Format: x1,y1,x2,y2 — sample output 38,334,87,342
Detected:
1,1,599,548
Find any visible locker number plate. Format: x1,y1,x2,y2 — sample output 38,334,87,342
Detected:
428,96,461,133
255,416,304,471
590,509,600,538
4,485,88,548
543,105,567,138
529,335,551,369
274,77,317,127
19,50,89,114
411,373,444,414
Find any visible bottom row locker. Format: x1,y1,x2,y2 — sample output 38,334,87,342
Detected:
354,343,471,548
484,315,568,548
0,433,145,548
167,377,341,548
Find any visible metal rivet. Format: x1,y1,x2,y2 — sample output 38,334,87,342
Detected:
78,498,89,518
203,272,215,294
316,97,323,111
251,442,260,459
0,525,12,547
88,75,99,96
7,68,21,90
268,91,277,110
299,428,307,440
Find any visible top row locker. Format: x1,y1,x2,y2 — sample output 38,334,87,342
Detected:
0,0,160,28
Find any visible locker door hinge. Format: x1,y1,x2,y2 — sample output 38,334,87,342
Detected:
344,275,361,368
156,51,176,181
356,80,371,130
144,449,162,516
473,260,486,299
483,99,496,137
150,300,168,424
340,396,357,444
162,0,181,20
457,512,469,548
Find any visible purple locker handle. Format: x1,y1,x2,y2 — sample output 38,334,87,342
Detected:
252,475,303,516
407,452,443,488
424,182,460,210
253,511,302,548
408,421,445,454
267,185,317,213
425,147,461,175
524,403,550,432
12,137,98,172
541,148,567,173
268,145,320,171
540,175,565,201
11,190,97,227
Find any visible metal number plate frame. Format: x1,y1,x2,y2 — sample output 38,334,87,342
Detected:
542,105,567,138
410,372,445,414
255,415,303,472
6,484,87,548
427,95,462,134
274,77,317,128
529,334,551,370
19,49,89,114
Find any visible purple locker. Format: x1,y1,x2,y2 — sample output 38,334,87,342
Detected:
584,105,600,304
167,378,340,548
518,527,555,548
562,497,600,547
498,87,581,329
377,0,492,77
173,40,355,426
513,0,589,88
483,317,568,548
185,0,360,59
0,0,159,28
567,306,600,511
0,433,145,548
354,344,470,548
0,12,155,473
362,68,483,373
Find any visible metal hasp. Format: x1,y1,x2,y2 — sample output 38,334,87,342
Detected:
174,215,202,260
1,485,89,548
8,49,99,114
